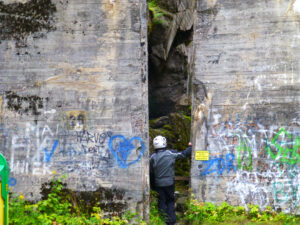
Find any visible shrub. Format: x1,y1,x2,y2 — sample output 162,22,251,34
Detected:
149,190,167,225
9,176,146,225
184,198,300,225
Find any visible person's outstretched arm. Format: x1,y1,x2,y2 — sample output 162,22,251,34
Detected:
173,142,192,160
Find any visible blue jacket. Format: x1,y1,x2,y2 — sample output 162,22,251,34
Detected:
150,146,192,187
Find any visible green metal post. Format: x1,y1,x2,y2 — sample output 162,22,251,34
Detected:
0,154,9,225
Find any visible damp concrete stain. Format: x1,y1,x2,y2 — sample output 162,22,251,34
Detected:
41,180,127,216
5,91,48,116
0,0,57,46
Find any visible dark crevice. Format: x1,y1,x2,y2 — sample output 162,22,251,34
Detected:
149,27,193,119
148,4,196,215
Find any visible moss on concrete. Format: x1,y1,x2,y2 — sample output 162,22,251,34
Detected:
41,179,127,216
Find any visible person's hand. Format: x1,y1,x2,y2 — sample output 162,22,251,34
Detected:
188,142,192,146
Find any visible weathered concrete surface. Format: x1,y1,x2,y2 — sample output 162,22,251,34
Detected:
0,0,148,217
192,0,300,214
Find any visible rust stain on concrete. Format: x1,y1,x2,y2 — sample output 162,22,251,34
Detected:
102,0,120,16
192,93,213,135
207,0,218,8
286,0,297,15
274,0,300,32
249,32,259,41
100,0,128,61
36,63,112,96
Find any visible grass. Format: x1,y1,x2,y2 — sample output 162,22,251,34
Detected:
8,176,300,224
9,176,146,225
183,199,300,225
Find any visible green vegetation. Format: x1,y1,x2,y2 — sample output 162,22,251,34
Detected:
148,0,165,20
9,177,300,225
9,176,146,225
149,108,192,193
147,0,171,33
184,197,300,225
149,191,166,225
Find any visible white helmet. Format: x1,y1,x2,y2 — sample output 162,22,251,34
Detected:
153,135,167,149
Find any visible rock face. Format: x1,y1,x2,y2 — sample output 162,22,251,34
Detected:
148,0,196,184
148,0,196,118
150,112,191,153
0,0,148,217
192,0,300,214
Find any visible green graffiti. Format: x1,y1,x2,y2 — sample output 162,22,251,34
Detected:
266,128,300,165
273,181,300,207
237,141,252,171
273,182,290,203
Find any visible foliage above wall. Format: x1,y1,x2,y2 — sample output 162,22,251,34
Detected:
147,0,171,34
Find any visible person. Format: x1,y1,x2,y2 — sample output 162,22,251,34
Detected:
150,135,192,225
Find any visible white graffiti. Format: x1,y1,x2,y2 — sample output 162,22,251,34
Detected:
204,119,300,212
10,122,59,175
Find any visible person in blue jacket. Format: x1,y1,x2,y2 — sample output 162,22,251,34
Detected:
150,135,192,225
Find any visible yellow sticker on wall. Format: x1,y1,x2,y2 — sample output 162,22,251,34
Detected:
195,151,209,161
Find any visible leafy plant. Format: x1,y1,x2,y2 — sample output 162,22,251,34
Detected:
148,0,170,24
184,198,300,225
9,176,146,225
147,0,172,34
149,190,167,225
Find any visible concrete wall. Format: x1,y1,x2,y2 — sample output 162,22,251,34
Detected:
192,0,300,213
0,0,148,216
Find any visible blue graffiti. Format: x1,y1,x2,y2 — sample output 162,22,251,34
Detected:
109,135,146,169
9,177,17,187
226,153,236,173
43,140,59,163
201,153,237,176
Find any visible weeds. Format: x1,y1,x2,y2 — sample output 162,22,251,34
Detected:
149,191,166,225
9,176,146,225
184,197,300,225
147,0,172,34
9,176,300,225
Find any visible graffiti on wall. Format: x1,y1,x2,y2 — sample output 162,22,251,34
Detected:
272,163,300,209
44,140,59,163
76,130,112,156
58,130,113,157
9,177,17,187
266,128,300,165
2,118,146,187
9,122,59,176
66,111,86,131
237,141,252,171
5,91,49,116
200,153,236,176
109,135,146,169
197,118,300,211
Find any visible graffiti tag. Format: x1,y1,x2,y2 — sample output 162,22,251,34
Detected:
109,135,145,169
201,153,237,176
266,128,300,165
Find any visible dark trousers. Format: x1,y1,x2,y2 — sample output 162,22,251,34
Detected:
155,184,176,225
